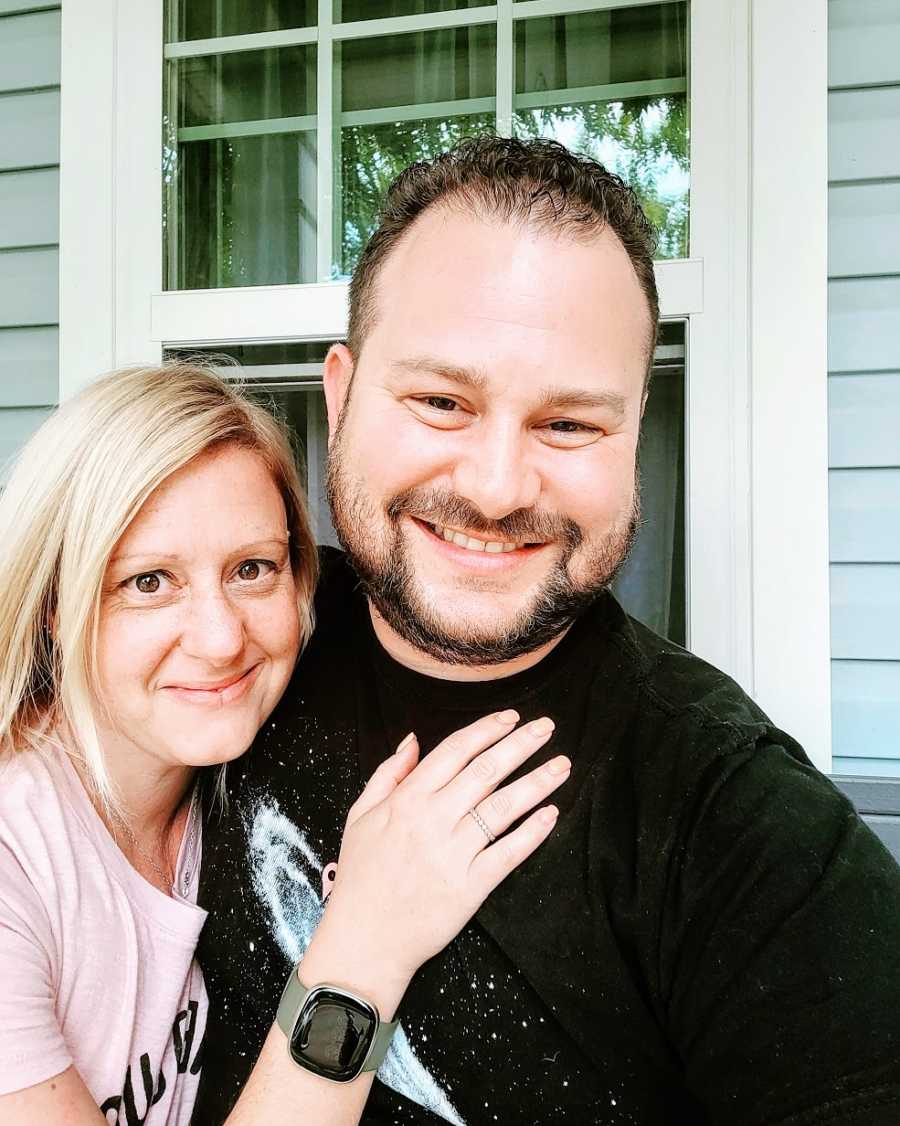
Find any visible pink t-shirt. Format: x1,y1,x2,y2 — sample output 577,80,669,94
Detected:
0,743,208,1123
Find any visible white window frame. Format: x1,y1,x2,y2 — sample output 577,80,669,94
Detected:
59,0,832,768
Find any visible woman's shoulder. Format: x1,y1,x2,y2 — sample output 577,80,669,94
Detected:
0,741,93,893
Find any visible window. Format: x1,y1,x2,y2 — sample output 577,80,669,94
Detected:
163,1,689,289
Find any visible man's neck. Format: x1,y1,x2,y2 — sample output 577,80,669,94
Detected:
367,603,570,682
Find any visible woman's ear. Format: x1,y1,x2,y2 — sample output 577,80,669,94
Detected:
323,344,356,445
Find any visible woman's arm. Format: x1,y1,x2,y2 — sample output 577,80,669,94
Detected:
225,710,567,1125
0,1069,105,1126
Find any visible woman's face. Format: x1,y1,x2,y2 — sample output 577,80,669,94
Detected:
96,444,301,771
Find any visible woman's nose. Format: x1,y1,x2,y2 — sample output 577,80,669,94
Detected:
179,588,245,664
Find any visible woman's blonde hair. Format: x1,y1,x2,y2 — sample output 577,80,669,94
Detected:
0,363,318,811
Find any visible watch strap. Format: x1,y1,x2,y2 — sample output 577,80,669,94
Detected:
277,968,400,1073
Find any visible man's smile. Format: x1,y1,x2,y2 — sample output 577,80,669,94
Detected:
409,516,550,571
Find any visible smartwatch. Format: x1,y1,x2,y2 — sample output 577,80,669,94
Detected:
276,968,400,1082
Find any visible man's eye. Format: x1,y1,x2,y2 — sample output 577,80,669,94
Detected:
423,396,460,412
547,420,593,433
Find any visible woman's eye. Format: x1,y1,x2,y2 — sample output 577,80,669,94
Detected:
236,559,273,582
124,572,166,595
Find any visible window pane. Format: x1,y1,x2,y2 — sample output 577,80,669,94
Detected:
165,133,317,289
337,25,496,275
341,113,496,274
514,4,689,259
338,26,495,113
164,43,317,289
167,328,687,646
176,47,315,128
168,0,316,42
340,1,489,20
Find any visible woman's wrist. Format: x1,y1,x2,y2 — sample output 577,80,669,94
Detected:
297,913,413,1022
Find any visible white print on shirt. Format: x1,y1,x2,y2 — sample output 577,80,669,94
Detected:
246,798,466,1126
99,1000,204,1125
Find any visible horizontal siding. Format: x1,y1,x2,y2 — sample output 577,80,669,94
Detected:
828,372,900,467
829,468,900,560
828,181,900,278
828,2,900,782
0,167,58,248
832,661,900,761
0,4,60,467
828,277,900,372
0,1,59,12
0,246,58,326
0,9,60,92
829,0,900,89
830,564,900,661
829,87,900,182
0,89,60,170
0,326,57,405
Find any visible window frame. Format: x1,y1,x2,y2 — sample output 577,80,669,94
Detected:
58,0,834,769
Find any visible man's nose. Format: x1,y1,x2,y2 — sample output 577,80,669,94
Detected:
450,418,541,521
179,587,245,664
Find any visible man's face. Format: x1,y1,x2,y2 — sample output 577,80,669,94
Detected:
325,207,651,666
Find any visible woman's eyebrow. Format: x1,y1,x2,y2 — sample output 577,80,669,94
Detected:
110,537,290,565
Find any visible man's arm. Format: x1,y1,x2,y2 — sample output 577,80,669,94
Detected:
664,739,900,1125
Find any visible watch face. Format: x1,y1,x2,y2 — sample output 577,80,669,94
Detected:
289,986,379,1082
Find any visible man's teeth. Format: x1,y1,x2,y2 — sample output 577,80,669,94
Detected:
433,524,522,553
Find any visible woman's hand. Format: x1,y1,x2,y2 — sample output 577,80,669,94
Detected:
311,710,569,1001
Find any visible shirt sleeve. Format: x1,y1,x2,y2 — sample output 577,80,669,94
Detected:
664,739,900,1126
0,842,72,1095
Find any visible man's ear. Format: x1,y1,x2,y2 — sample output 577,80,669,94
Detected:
323,343,355,444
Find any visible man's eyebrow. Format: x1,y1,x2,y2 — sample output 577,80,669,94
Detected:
537,387,628,418
391,356,627,418
391,355,490,392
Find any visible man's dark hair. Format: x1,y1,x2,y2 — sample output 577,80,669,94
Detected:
347,135,660,376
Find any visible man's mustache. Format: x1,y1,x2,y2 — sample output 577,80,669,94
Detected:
385,487,583,550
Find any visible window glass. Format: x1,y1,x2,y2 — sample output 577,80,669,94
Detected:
339,1,490,21
514,5,689,258
167,324,687,645
169,0,316,42
163,1,690,290
164,44,317,289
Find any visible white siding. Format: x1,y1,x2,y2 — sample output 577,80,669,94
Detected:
0,5,60,471
828,0,900,778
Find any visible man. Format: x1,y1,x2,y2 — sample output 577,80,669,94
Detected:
194,138,900,1124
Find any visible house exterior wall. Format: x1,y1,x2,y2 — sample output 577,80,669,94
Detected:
0,1,60,475
828,0,900,779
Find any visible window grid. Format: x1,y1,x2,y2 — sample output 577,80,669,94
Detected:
164,0,688,283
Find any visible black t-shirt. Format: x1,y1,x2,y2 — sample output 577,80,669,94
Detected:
193,548,900,1125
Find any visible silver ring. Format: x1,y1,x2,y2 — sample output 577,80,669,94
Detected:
468,807,496,843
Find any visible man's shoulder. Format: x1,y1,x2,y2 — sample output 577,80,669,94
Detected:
596,596,792,763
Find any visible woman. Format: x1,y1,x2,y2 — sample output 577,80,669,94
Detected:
0,364,568,1123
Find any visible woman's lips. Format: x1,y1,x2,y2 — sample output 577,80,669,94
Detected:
161,662,261,706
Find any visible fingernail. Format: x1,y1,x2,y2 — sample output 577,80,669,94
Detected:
395,732,416,754
496,709,519,724
547,756,570,775
530,717,555,737
540,805,559,825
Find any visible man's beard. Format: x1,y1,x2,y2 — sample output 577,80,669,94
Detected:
326,430,639,667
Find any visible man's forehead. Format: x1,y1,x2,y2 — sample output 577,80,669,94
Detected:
369,207,652,368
